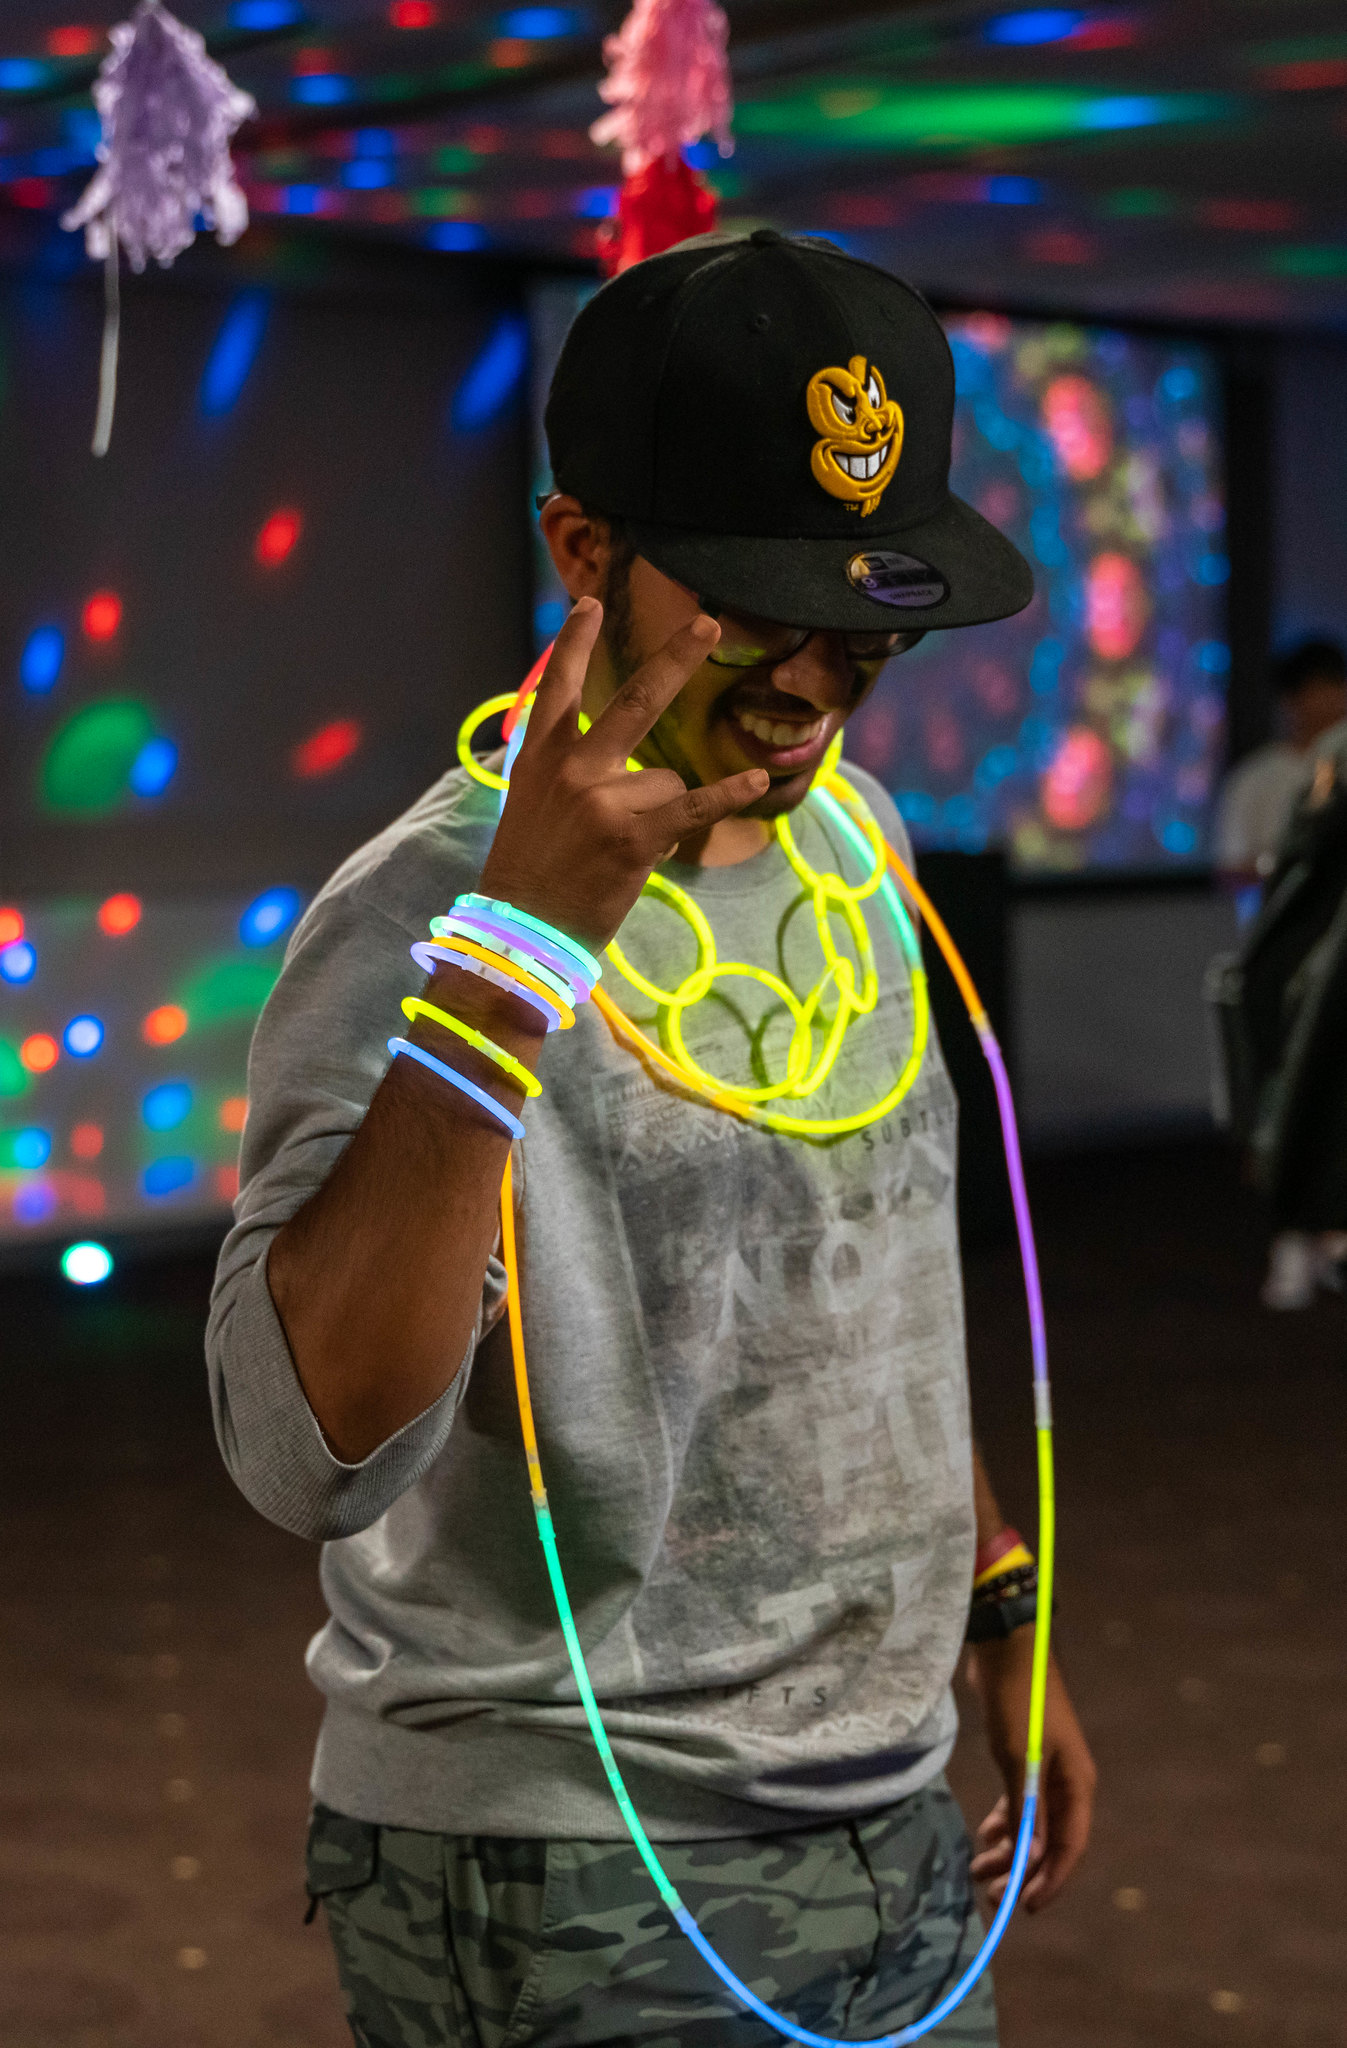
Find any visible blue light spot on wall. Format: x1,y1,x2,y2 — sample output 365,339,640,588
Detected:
144,1156,195,1197
984,10,1081,43
230,0,305,24
1080,96,1167,131
896,790,937,828
12,1128,52,1170
986,176,1041,205
535,598,568,639
129,736,178,797
451,315,528,431
64,1015,104,1058
201,291,270,416
1161,362,1199,402
575,186,618,219
240,887,302,947
14,1181,56,1224
0,59,52,91
1196,553,1230,586
1197,640,1231,674
343,160,392,189
498,7,587,36
0,941,37,984
285,183,324,212
356,128,397,156
426,222,488,253
682,140,721,169
292,74,352,104
20,625,64,694
143,1082,193,1132
63,108,103,151
975,744,1019,790
1029,636,1065,695
1159,818,1198,856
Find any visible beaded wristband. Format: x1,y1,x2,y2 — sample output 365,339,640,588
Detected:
401,997,542,1099
973,1526,1035,1589
410,941,570,1032
457,892,602,987
387,1036,525,1141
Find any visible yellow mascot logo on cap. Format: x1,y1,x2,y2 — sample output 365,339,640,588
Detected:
806,357,904,516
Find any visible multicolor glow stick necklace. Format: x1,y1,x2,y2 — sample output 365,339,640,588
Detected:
457,669,1055,2041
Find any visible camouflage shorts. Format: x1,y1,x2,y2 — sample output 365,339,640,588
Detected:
306,1776,997,2048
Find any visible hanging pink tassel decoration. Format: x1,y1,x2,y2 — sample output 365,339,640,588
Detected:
589,0,733,275
61,0,256,454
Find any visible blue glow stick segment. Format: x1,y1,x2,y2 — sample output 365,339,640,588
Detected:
458,892,602,986
387,1035,525,1140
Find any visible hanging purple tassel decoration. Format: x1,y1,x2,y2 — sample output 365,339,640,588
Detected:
61,0,256,455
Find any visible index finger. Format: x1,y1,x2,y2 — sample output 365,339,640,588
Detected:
521,596,603,747
587,615,720,761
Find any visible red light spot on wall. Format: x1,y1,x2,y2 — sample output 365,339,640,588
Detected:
390,0,438,23
1085,551,1149,662
1042,374,1114,480
10,179,55,210
0,908,23,946
488,38,535,66
293,45,337,73
1042,727,1113,832
1066,17,1138,49
98,892,142,936
255,509,303,566
215,1164,241,1202
71,1122,104,1160
1024,228,1097,267
1266,57,1347,91
83,590,122,640
1200,198,1298,233
143,1004,188,1046
20,1033,59,1074
47,25,100,55
292,718,363,778
219,1096,249,1133
67,1172,106,1216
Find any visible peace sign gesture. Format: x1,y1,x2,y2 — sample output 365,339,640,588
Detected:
478,597,769,952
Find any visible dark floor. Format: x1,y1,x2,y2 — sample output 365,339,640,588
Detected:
1,1142,1344,2048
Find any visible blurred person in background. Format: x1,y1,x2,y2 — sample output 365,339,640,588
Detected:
1215,639,1347,910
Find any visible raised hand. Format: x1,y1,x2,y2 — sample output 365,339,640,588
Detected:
478,597,769,951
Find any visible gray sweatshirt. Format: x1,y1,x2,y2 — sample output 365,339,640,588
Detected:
207,757,976,1840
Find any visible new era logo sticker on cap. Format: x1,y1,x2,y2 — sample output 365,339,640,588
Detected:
806,357,904,516
847,549,949,608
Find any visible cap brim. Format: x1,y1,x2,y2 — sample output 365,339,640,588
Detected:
625,491,1033,633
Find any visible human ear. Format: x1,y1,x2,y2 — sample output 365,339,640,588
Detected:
539,495,613,600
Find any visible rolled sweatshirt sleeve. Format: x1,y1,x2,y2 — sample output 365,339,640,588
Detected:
206,882,505,1542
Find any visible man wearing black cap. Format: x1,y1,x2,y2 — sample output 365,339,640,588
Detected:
209,232,1095,2046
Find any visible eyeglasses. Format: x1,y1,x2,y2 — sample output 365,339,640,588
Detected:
698,603,925,671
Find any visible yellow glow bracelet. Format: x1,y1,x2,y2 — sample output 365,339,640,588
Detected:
401,997,542,1098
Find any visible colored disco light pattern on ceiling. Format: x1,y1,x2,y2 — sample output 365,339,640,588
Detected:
844,314,1226,872
0,891,302,1242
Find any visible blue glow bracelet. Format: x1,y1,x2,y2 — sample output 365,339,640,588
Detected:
457,893,603,988
448,904,597,998
386,1035,525,1141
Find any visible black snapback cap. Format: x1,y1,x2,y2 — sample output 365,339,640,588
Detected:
545,229,1033,633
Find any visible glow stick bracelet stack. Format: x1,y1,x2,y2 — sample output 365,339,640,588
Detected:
388,892,602,1136
488,773,1056,2046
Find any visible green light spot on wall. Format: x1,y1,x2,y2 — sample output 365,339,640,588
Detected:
434,146,479,174
1102,187,1175,218
40,699,157,815
735,86,1236,149
179,958,281,1025
1267,244,1347,279
413,187,472,217
0,1040,30,1099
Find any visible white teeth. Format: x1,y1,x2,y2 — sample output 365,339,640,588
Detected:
734,710,826,750
836,441,890,481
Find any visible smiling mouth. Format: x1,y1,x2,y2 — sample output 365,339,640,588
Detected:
732,707,829,752
832,441,892,481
